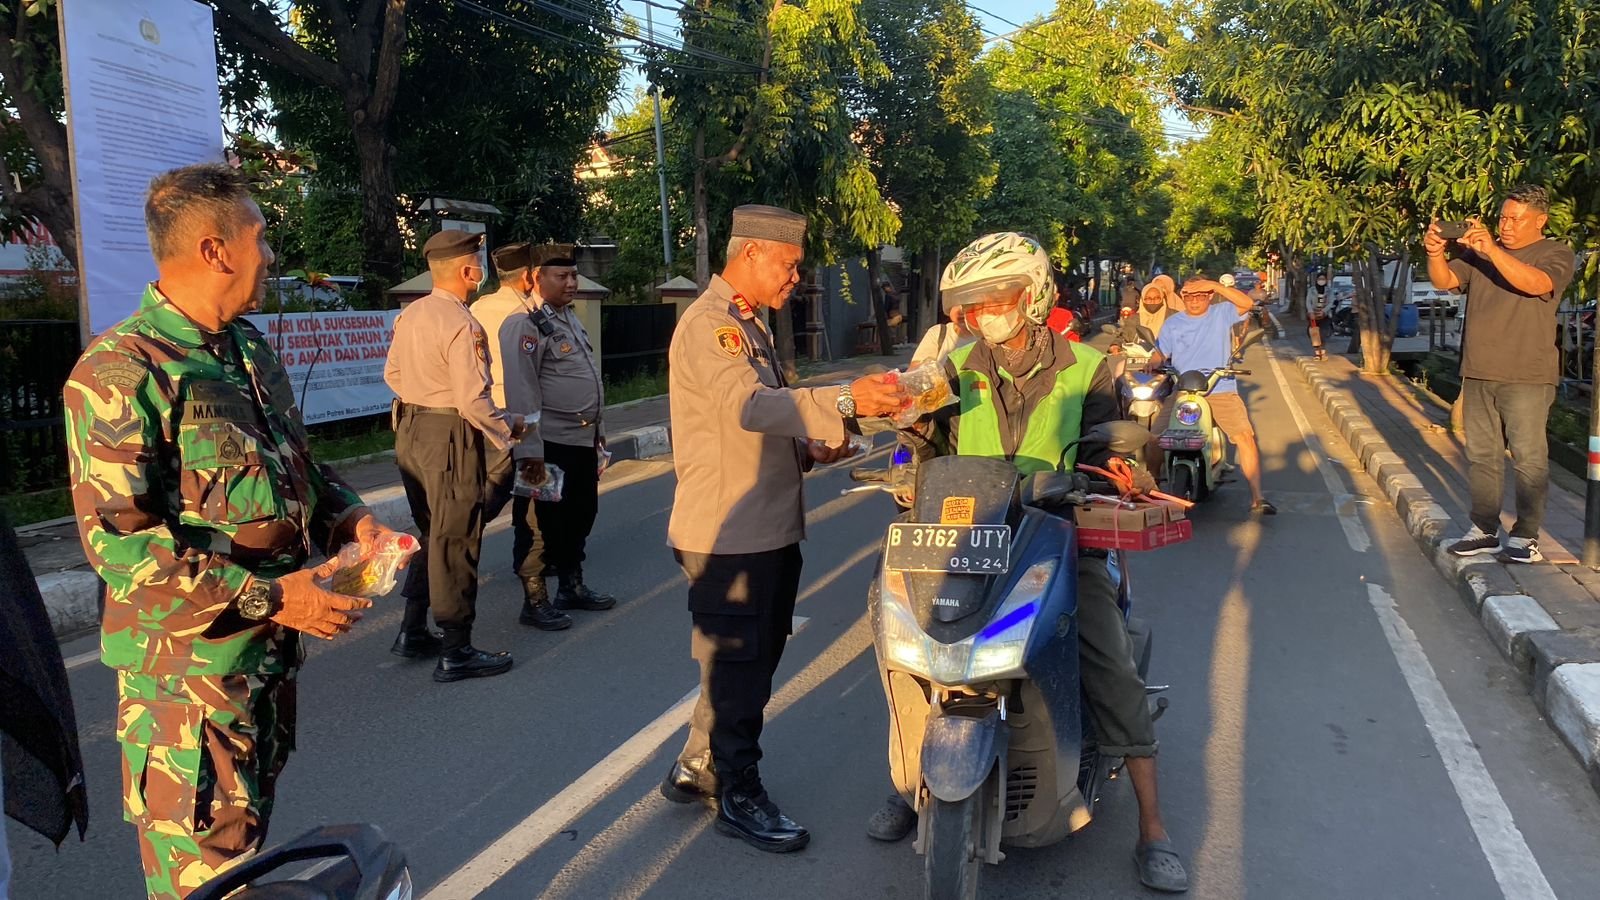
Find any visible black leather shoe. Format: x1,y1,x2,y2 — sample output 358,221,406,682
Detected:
432,646,513,683
519,578,573,630
660,752,719,806
715,767,809,853
390,629,443,659
555,571,616,611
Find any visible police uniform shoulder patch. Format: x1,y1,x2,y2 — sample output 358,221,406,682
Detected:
521,335,538,354
473,329,491,364
98,359,148,391
714,326,744,356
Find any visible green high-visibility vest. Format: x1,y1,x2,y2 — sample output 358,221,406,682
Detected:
949,340,1104,475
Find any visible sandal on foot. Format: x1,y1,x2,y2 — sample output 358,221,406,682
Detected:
1251,499,1277,515
866,794,917,842
1134,839,1190,893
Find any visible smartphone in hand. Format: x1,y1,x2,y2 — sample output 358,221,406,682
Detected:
1435,220,1470,240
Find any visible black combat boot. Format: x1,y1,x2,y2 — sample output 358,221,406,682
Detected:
715,765,810,853
660,750,719,806
390,628,443,659
555,569,616,611
519,577,573,630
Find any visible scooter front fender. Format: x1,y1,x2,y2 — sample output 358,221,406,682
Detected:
922,709,1009,803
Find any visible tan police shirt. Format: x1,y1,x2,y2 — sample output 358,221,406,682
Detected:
516,295,603,460
384,288,516,449
667,275,847,555
470,284,540,458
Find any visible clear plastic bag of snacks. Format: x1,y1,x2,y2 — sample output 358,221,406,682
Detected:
514,463,565,502
888,359,957,427
321,531,421,597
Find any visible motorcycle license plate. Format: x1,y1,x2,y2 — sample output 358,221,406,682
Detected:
885,523,1012,574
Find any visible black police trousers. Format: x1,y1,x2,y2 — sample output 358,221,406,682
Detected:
676,544,803,777
395,405,487,650
535,441,600,574
483,450,547,582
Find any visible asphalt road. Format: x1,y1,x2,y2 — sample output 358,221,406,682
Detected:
11,338,1600,899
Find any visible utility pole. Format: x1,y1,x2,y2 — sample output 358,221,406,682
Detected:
645,3,672,267
1585,336,1600,566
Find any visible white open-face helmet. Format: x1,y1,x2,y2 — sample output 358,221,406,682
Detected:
940,232,1055,325
1219,273,1236,288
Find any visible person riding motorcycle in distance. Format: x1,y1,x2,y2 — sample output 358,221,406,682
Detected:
867,233,1189,893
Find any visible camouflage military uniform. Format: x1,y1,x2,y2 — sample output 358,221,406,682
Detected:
64,285,365,899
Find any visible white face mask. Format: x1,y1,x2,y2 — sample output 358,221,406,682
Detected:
975,307,1025,344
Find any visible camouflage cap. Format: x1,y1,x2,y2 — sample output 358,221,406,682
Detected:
529,243,577,268
730,204,806,248
423,229,483,262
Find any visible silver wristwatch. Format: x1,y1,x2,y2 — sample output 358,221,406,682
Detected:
836,383,857,418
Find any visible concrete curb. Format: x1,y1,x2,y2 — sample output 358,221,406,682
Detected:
1286,347,1600,792
37,421,674,642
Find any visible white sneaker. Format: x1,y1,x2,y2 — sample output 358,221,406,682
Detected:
1499,537,1543,564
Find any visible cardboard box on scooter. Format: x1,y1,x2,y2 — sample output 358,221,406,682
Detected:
1075,502,1169,551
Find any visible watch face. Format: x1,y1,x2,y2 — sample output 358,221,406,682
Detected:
240,585,273,620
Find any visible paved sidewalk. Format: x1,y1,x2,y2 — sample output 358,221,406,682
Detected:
20,349,912,637
1272,310,1600,792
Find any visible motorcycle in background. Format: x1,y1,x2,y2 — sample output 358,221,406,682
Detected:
1156,330,1264,503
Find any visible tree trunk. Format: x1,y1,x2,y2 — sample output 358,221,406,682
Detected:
1286,250,1307,320
352,123,403,304
693,126,711,288
1355,251,1393,374
0,11,78,269
867,247,894,356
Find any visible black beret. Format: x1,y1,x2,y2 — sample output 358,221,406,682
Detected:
491,241,533,271
529,243,577,267
423,229,483,261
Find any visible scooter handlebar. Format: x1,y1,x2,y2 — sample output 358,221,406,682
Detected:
850,467,890,484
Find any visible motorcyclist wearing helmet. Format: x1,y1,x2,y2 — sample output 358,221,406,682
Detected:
866,233,1189,893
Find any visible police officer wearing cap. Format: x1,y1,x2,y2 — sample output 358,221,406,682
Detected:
508,243,617,612
657,204,905,852
473,241,573,631
385,229,528,682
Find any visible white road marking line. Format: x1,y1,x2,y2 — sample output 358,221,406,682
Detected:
422,615,813,899
1268,340,1554,898
65,648,99,671
1364,584,1557,900
1263,343,1371,552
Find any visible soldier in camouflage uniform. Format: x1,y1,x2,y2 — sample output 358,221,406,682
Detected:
64,164,400,899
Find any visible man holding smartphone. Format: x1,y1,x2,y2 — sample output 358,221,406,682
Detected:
1426,185,1575,563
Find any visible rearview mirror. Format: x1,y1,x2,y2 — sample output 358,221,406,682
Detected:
1234,328,1265,355
1079,420,1153,457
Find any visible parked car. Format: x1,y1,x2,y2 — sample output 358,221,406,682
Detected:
1409,284,1459,318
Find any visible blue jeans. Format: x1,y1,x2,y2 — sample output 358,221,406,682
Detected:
1462,378,1555,539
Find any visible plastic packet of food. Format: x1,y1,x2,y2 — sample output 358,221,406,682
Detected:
597,447,614,478
532,463,565,502
889,359,957,426
808,434,872,466
320,531,421,598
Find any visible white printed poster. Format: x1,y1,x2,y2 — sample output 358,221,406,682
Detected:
59,0,225,338
247,311,401,425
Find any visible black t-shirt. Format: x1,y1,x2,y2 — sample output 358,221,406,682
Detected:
1451,238,1575,384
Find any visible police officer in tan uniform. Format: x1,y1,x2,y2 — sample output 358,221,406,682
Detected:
509,243,617,612
385,229,528,682
657,205,904,852
473,242,572,631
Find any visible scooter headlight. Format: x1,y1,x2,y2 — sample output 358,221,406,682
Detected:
1176,401,1202,426
966,560,1056,680
876,559,1058,683
1131,384,1156,401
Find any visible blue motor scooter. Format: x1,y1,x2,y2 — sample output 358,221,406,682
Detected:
857,422,1167,900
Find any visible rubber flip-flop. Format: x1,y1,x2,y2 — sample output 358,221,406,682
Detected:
1134,839,1190,893
866,795,917,842
1251,499,1278,515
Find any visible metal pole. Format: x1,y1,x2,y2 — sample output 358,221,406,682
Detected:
645,4,673,267
1586,307,1600,566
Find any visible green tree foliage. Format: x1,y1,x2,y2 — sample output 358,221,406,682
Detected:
855,0,994,335
263,1,621,262
1184,0,1600,371
1162,125,1257,275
